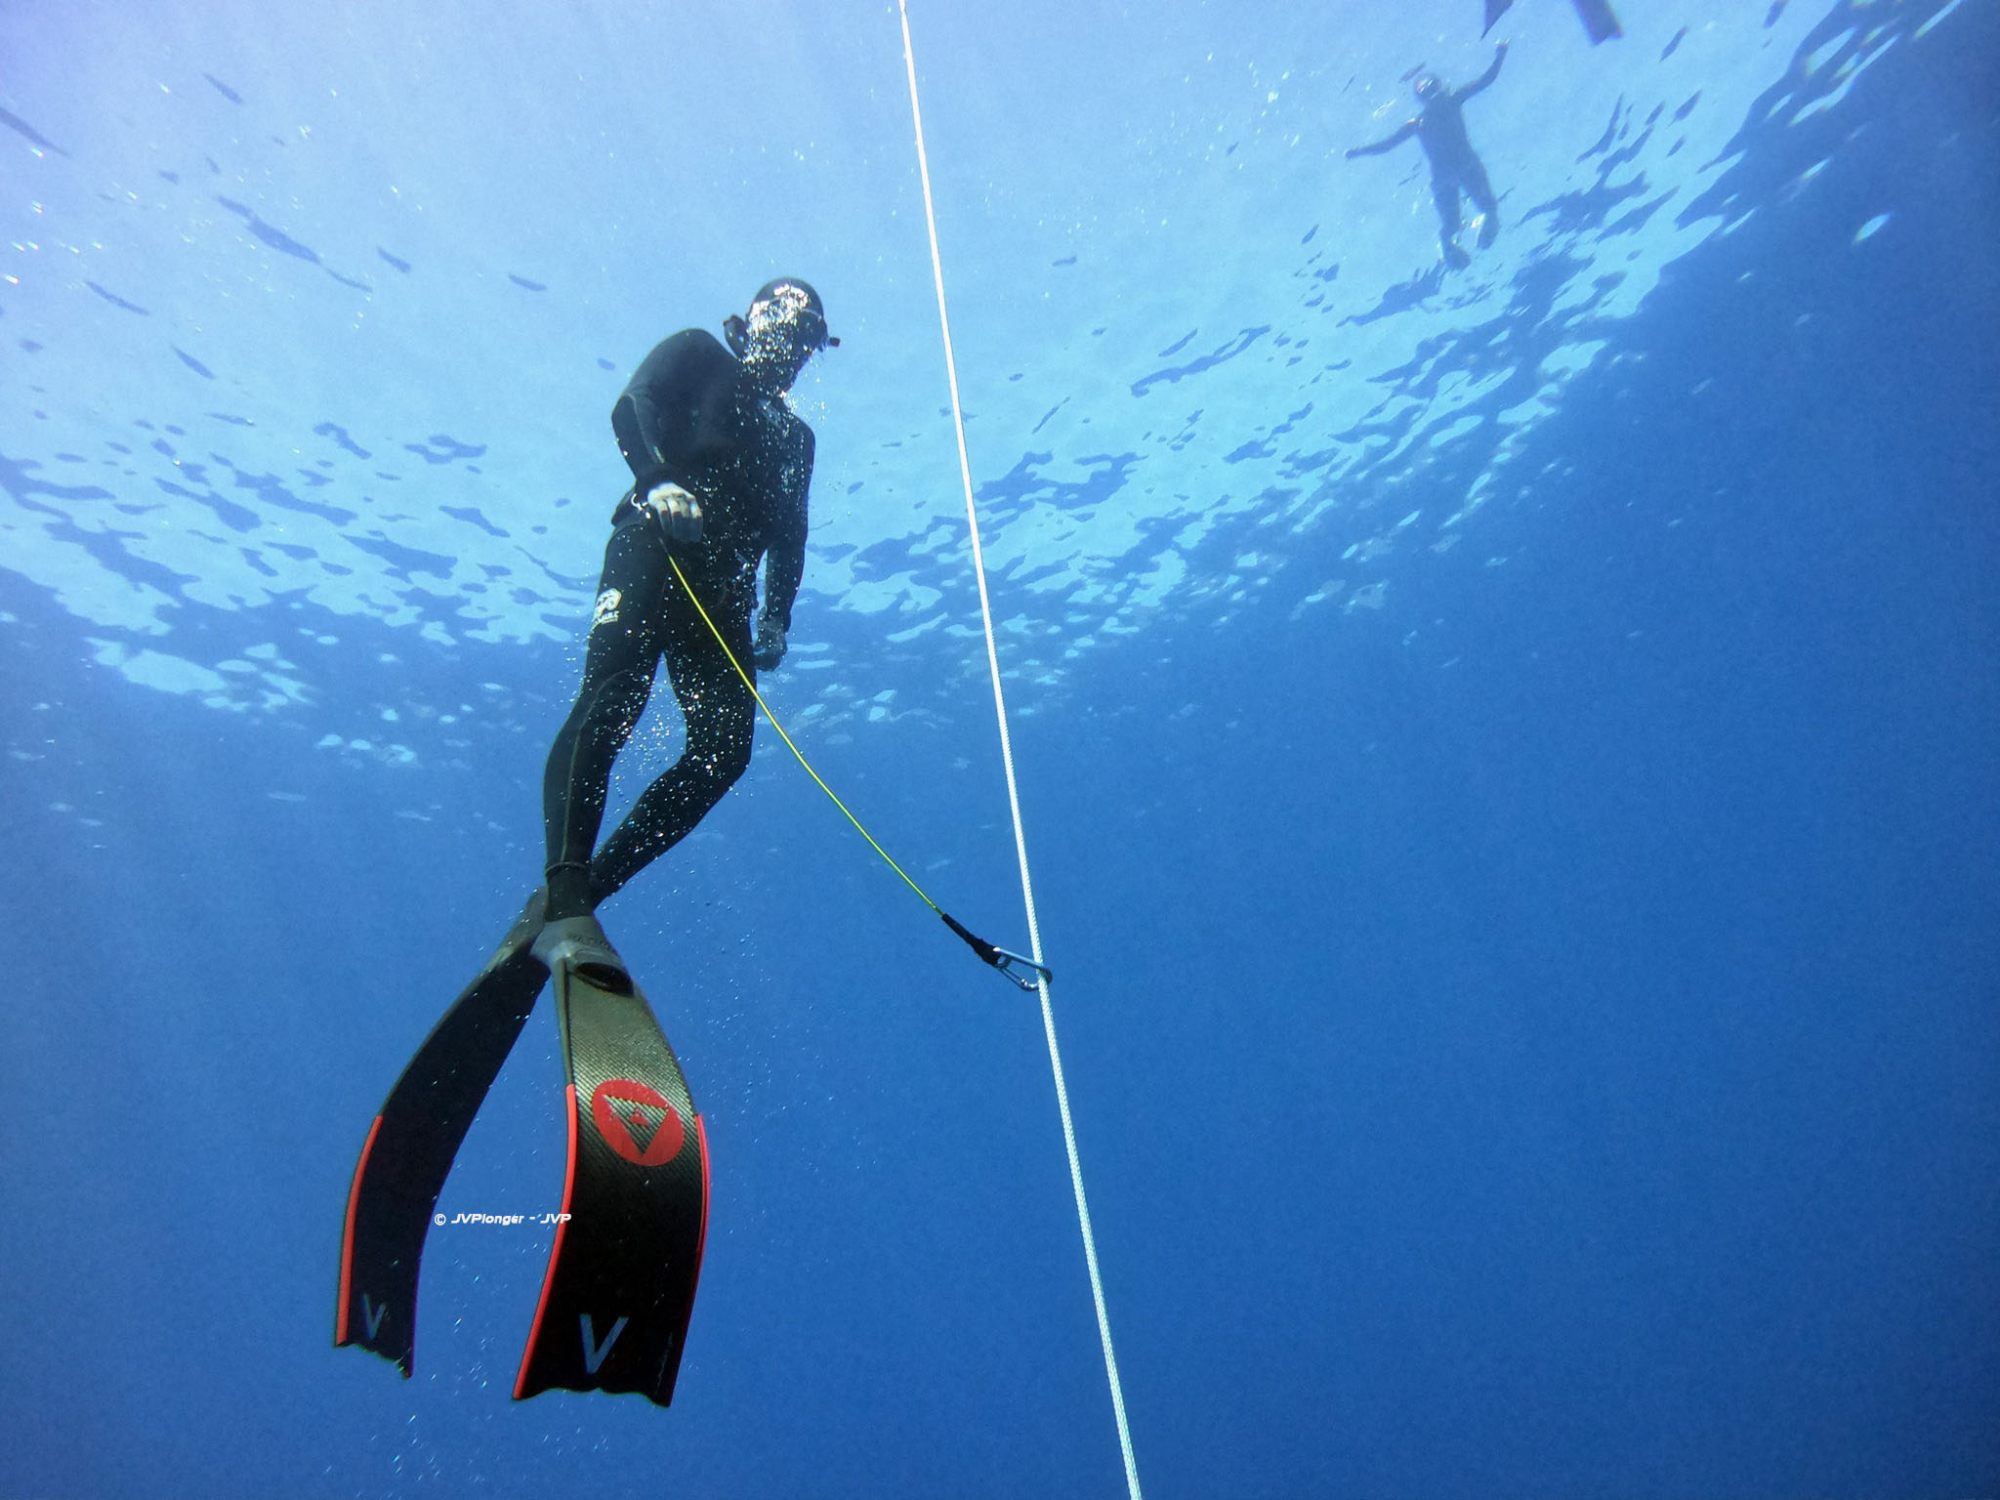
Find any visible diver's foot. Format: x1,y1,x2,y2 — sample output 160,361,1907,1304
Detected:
530,914,633,994
1477,215,1499,249
544,861,598,922
1443,241,1471,269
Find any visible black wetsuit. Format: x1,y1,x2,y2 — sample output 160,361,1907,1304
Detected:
542,328,813,918
1349,47,1507,266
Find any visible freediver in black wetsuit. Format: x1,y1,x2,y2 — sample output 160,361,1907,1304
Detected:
1346,41,1509,270
337,282,838,1404
540,278,836,921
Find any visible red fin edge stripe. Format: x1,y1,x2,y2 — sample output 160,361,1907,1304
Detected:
335,1114,385,1346
514,1082,581,1398
694,1114,711,1276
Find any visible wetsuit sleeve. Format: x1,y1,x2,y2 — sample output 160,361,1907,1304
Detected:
1347,120,1418,156
610,330,734,494
1459,46,1506,98
760,424,814,632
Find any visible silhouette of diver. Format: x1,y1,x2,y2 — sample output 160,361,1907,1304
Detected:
541,278,836,922
1483,0,1622,45
1346,42,1508,270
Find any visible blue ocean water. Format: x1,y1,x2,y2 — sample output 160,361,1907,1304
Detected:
3,0,1996,1495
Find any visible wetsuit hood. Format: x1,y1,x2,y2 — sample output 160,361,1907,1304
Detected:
723,278,838,360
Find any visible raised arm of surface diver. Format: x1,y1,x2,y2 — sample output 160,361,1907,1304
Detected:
1465,40,1508,96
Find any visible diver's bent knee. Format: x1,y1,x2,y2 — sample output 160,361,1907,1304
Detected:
691,732,753,790
713,744,753,787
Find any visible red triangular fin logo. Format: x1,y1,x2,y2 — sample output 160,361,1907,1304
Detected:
590,1078,685,1166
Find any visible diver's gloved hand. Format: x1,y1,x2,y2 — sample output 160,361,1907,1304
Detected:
642,480,704,545
752,610,787,672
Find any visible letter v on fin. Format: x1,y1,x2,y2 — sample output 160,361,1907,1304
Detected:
580,1313,629,1374
362,1294,387,1340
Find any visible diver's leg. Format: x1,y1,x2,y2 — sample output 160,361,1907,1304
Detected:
586,588,757,903
1466,158,1501,246
1433,179,1470,267
542,520,670,917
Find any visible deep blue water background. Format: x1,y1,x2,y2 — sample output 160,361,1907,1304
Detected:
4,3,1998,1498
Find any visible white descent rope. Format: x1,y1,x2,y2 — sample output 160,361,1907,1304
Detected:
895,6,1143,1496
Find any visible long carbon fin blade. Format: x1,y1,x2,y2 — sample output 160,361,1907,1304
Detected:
514,938,708,1407
336,898,548,1372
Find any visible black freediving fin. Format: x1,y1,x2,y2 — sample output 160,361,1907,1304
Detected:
336,892,550,1374
1571,0,1624,43
1482,0,1514,36
514,916,709,1408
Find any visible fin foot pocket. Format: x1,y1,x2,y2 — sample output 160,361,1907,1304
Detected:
575,960,635,996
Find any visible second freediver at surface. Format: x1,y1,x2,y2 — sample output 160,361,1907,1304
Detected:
1346,41,1510,270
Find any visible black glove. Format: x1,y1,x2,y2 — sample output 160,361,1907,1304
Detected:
752,611,787,672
